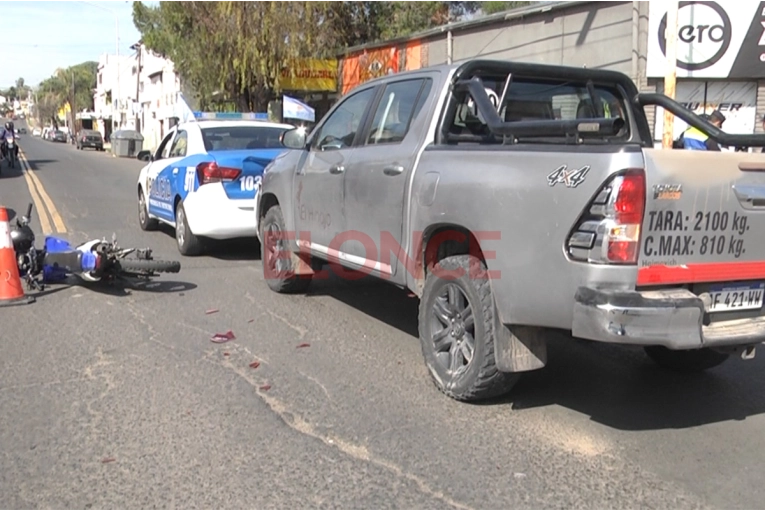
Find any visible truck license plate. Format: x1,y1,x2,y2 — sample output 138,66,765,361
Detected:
708,283,765,313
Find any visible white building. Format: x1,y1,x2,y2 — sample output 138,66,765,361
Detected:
94,43,192,150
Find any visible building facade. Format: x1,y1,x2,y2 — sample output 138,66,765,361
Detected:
337,0,765,147
94,44,191,150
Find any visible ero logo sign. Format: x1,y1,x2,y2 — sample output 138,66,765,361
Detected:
658,1,732,71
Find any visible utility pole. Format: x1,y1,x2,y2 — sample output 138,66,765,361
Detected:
134,43,142,132
71,70,76,142
662,1,679,149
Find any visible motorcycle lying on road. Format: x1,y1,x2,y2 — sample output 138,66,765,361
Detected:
10,203,181,291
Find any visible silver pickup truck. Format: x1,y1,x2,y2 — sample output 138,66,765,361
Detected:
255,59,765,402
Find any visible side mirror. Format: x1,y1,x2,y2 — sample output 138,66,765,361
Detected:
136,150,152,162
281,128,307,150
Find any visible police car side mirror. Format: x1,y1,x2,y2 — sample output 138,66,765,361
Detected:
136,150,153,162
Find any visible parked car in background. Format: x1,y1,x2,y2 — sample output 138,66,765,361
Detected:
52,130,67,143
76,129,104,151
136,120,294,256
18,127,26,134
32,128,41,137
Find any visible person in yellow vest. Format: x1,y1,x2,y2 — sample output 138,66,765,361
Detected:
679,110,726,151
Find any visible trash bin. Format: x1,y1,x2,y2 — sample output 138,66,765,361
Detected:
111,130,145,158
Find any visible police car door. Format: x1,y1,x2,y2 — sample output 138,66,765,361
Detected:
146,128,183,222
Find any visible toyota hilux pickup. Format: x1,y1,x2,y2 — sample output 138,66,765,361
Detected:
255,58,765,402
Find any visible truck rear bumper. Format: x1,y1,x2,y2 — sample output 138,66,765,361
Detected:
572,287,765,350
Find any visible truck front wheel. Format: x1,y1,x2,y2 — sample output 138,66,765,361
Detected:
261,205,312,294
419,254,519,402
643,345,729,372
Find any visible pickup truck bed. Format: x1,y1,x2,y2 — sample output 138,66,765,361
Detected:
256,58,765,402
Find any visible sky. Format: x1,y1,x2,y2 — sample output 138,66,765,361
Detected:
3,1,151,90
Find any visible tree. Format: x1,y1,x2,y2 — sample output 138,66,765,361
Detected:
134,1,341,112
15,77,25,92
480,2,532,15
35,61,97,126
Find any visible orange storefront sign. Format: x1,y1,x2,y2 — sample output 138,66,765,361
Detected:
341,47,399,95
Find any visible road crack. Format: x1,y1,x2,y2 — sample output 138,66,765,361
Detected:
213,349,472,510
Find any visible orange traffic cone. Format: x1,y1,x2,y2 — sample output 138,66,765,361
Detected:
0,207,35,307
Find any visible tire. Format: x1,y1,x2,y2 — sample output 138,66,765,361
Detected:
118,258,181,274
174,201,203,256
419,255,519,402
138,189,159,231
644,345,730,372
260,205,312,293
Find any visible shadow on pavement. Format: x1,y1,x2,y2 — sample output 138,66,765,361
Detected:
0,162,24,180
19,159,58,170
306,272,765,431
155,224,261,261
86,279,198,297
306,267,419,337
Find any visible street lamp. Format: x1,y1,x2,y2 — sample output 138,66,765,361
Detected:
80,1,120,129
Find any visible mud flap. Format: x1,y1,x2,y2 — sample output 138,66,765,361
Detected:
493,313,548,373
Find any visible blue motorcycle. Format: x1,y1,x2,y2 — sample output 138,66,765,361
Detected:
10,203,181,291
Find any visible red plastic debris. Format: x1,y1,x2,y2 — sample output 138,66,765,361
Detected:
223,352,230,356
260,384,271,391
296,343,310,349
101,458,116,464
249,361,261,369
211,330,236,343
205,309,219,315
247,319,255,323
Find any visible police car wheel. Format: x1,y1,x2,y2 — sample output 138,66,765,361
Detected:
175,201,203,256
138,189,159,231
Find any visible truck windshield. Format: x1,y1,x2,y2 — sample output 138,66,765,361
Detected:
448,75,630,144
201,125,289,151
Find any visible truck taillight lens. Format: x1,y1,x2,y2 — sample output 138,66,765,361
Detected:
566,169,646,265
196,161,241,185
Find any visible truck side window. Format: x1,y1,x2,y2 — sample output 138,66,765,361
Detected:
366,79,432,145
313,87,376,151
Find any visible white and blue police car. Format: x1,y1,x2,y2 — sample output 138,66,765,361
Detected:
136,120,294,256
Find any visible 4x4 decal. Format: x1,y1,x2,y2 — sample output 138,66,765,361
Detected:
547,165,590,188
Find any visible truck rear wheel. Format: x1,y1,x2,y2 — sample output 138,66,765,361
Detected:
643,345,729,372
419,254,519,402
261,205,312,294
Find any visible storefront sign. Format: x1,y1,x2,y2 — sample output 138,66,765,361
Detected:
280,59,338,92
648,1,765,78
652,81,757,143
341,47,399,95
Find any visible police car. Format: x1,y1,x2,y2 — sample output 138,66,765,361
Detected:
136,120,294,255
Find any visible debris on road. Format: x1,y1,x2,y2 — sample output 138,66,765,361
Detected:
223,352,230,357
296,343,310,349
247,319,255,323
205,309,219,315
101,457,116,464
260,384,271,391
249,361,261,369
211,330,236,343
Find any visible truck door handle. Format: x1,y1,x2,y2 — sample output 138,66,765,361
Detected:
383,165,404,176
733,184,765,202
329,165,345,174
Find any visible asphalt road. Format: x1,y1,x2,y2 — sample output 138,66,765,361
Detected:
2,120,765,509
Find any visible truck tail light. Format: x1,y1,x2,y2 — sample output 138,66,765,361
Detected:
196,161,241,185
566,169,646,265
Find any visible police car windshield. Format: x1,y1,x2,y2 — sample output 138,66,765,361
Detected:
201,126,288,151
